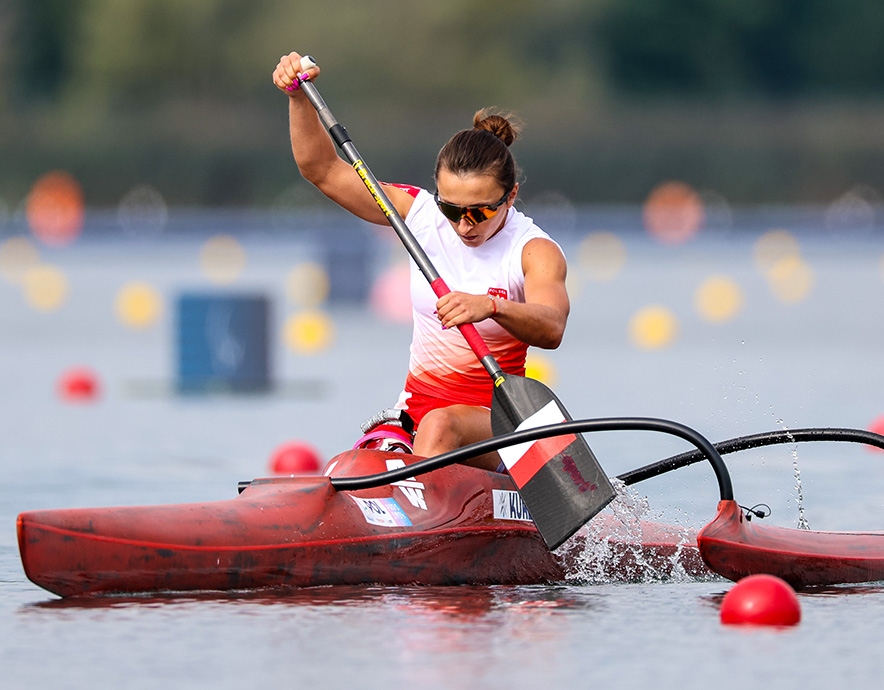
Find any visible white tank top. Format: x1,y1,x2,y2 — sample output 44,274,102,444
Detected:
395,186,560,408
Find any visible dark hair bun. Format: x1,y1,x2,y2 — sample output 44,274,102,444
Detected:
472,108,521,147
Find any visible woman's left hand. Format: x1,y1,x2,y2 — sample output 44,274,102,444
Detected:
435,292,495,329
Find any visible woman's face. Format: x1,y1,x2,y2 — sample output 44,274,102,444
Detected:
434,169,517,247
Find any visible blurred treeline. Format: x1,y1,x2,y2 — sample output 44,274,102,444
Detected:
2,0,884,207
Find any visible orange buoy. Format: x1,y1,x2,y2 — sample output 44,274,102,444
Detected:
269,441,322,475
642,181,704,245
58,367,100,402
26,171,86,247
720,574,801,626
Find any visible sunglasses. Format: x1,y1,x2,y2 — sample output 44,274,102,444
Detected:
433,188,511,226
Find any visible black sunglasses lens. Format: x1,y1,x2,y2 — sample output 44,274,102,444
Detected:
436,200,465,223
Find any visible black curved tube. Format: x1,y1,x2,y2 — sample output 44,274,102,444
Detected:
618,427,884,486
330,416,734,501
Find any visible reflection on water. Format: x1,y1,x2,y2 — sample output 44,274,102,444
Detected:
799,584,884,597
20,584,603,669
26,584,600,616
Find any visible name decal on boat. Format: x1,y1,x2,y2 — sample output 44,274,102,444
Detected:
350,496,412,528
385,458,428,510
492,490,533,522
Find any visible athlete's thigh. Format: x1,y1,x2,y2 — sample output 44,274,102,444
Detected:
441,404,492,446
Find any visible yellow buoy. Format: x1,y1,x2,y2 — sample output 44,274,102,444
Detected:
23,264,68,311
116,281,163,328
694,275,743,323
525,351,557,387
766,255,814,304
629,305,679,349
283,310,335,354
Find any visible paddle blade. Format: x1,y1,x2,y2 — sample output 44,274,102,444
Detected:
491,373,615,549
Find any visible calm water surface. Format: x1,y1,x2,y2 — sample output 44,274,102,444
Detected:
2,208,884,688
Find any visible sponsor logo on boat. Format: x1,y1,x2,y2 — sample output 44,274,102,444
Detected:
350,496,413,527
560,453,598,493
385,458,428,510
492,489,533,522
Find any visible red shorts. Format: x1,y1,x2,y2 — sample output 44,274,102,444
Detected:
396,388,490,427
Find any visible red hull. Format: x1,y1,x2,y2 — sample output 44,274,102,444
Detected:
698,500,884,587
17,449,706,597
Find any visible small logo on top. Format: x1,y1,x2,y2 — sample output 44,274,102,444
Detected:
487,287,508,300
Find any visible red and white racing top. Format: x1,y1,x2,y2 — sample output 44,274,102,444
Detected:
390,185,561,424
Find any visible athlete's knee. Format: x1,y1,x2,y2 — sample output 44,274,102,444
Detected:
417,407,457,439
414,407,460,453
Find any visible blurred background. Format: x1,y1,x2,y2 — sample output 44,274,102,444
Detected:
2,0,884,527
3,0,884,205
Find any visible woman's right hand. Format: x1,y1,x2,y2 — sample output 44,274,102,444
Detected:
272,52,321,95
273,51,415,226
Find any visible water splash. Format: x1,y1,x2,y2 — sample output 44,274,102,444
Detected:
553,480,710,585
774,418,810,530
793,458,810,530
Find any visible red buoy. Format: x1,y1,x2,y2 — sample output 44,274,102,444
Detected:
269,441,322,475
720,574,801,626
58,367,100,402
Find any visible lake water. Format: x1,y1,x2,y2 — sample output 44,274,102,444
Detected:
2,205,884,688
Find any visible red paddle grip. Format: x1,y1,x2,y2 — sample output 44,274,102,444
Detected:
430,278,493,360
